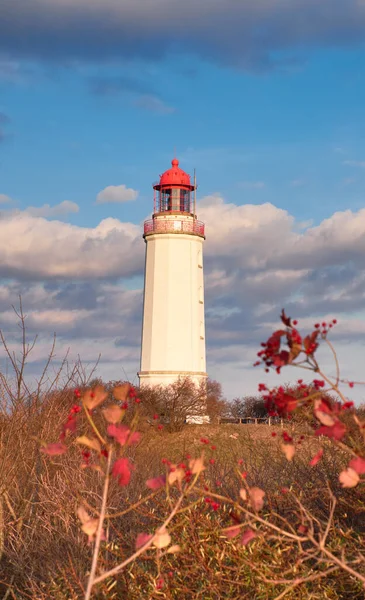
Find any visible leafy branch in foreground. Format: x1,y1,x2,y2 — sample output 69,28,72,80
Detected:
38,308,365,598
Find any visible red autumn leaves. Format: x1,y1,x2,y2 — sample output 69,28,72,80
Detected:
223,484,264,547
256,310,365,490
256,310,337,374
112,458,132,486
41,383,140,493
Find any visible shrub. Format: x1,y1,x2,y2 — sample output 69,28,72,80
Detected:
0,306,364,599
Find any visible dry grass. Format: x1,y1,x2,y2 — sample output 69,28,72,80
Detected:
0,393,363,599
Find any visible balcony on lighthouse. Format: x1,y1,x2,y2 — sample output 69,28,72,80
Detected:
143,158,205,238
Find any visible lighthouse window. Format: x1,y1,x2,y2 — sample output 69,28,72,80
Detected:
180,189,190,212
159,188,190,212
160,189,172,212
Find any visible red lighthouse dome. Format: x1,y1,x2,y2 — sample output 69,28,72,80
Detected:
153,157,195,214
157,158,194,189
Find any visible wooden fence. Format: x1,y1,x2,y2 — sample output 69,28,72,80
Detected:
218,417,284,427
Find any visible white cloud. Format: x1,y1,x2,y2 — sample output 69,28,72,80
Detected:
1,197,365,400
25,200,79,218
0,193,12,204
96,184,138,204
0,210,143,279
343,160,365,168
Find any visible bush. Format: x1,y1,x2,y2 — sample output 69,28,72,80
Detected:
0,306,364,599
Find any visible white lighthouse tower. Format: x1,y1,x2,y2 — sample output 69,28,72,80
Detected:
139,158,207,388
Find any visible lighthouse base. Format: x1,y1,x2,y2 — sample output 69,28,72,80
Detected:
138,370,207,388
138,370,210,425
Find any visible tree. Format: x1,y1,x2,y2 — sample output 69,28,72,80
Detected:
229,396,268,420
205,379,229,423
137,377,227,431
137,377,207,432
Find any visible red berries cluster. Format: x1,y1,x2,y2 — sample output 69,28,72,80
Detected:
282,431,293,443
129,386,142,404
314,319,337,336
204,497,219,511
312,379,325,390
255,311,338,372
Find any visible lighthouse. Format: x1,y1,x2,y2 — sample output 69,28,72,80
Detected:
139,158,207,388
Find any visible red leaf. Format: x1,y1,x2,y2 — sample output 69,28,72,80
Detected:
129,431,142,445
41,442,67,456
309,448,323,466
349,456,365,475
83,385,108,410
224,526,241,539
315,421,346,441
273,350,290,367
63,416,77,434
102,404,124,424
303,331,319,353
280,310,291,327
135,532,153,549
315,398,333,414
107,424,141,446
107,423,129,445
146,475,166,490
113,383,130,402
112,458,132,486
249,487,265,512
240,528,257,546
314,410,335,427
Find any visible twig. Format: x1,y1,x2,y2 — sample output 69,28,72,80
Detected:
92,493,185,586
84,449,113,600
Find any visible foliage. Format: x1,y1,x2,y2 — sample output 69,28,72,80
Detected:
137,377,227,431
229,396,269,420
0,304,364,599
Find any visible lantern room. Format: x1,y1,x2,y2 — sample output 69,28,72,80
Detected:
153,158,195,215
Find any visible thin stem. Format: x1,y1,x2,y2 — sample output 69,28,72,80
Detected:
194,488,308,542
84,449,113,600
320,489,336,550
309,534,365,584
104,490,160,519
93,493,185,586
82,403,107,446
324,338,340,388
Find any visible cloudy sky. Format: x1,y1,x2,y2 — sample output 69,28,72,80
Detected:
1,0,365,401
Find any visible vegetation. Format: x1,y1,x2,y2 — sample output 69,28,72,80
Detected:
0,305,364,599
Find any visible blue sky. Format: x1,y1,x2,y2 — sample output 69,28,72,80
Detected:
1,0,365,402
